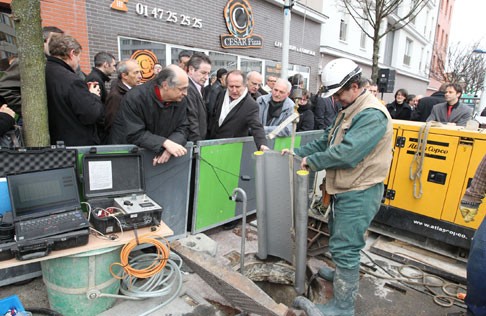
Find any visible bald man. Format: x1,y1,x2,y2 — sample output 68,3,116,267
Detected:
104,59,142,135
247,71,263,100
109,64,189,165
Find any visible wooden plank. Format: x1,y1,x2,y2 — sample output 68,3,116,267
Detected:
172,241,292,316
0,222,173,269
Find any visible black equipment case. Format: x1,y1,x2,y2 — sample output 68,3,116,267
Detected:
0,146,89,262
82,148,163,235
0,145,88,284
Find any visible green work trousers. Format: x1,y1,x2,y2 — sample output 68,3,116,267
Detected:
328,183,383,269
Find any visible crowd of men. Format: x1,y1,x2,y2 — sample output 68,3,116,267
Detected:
1,27,481,161
0,27,485,316
0,29,353,165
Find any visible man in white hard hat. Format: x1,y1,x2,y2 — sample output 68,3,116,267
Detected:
284,58,393,316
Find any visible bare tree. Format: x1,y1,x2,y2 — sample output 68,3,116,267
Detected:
340,0,428,81
11,0,49,146
432,41,486,96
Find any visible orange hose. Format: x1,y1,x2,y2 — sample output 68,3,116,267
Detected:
110,234,170,280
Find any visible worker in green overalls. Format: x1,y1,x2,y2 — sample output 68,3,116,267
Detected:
284,58,393,316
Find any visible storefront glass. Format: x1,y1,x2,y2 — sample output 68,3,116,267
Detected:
119,37,166,65
208,51,238,73
240,58,263,73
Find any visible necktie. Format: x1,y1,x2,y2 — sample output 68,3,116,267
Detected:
447,105,453,119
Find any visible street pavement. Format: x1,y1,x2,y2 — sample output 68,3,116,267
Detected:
0,223,468,316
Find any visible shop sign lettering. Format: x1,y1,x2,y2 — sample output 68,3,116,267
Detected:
220,0,263,49
111,1,203,29
274,41,316,56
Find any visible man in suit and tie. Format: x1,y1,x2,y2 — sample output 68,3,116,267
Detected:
186,52,212,141
427,83,472,126
208,70,269,151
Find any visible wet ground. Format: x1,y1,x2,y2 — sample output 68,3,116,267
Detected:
0,223,468,316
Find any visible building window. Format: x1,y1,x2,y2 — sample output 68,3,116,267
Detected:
403,38,413,66
339,18,348,42
240,58,262,73
424,10,429,35
419,47,424,72
360,31,366,49
170,47,204,65
409,1,416,25
208,51,237,71
118,36,167,66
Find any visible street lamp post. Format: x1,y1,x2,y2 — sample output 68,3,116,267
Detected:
472,49,486,113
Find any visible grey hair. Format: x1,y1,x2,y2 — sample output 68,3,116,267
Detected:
116,59,136,79
276,78,292,93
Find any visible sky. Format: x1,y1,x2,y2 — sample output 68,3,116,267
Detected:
449,0,486,47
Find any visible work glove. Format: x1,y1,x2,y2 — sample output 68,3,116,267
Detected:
459,205,479,223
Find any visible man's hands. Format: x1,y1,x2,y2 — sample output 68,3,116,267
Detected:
88,82,101,96
163,139,187,157
153,139,188,166
0,104,15,118
259,145,270,151
300,157,310,171
281,148,309,171
281,148,293,156
460,205,479,223
153,150,171,166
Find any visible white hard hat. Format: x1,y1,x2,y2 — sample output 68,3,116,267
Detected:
320,58,362,98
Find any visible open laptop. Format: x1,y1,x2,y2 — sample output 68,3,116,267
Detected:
7,167,90,241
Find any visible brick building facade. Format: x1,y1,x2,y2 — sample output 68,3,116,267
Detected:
0,0,322,91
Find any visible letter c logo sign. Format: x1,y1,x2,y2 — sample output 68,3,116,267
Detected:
223,0,254,38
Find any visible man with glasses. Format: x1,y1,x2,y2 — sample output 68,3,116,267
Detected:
246,71,263,100
46,34,104,146
261,75,277,94
109,65,189,165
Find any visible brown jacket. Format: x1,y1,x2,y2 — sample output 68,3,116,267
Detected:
326,92,393,194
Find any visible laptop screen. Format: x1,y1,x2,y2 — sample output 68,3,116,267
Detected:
8,167,80,220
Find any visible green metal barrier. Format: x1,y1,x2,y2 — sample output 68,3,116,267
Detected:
192,131,324,233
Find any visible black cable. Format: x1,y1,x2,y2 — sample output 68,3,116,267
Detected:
25,307,64,316
199,156,240,178
199,156,240,197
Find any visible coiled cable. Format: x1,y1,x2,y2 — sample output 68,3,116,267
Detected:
110,232,183,316
110,234,171,280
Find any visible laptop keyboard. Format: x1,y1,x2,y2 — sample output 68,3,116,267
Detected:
17,210,88,240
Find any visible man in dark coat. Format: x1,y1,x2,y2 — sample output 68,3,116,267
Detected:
208,70,268,151
104,59,142,135
297,89,315,132
313,95,341,130
45,34,104,146
411,83,447,121
247,71,263,100
186,53,211,142
206,68,227,116
0,26,64,118
109,65,189,165
85,52,116,104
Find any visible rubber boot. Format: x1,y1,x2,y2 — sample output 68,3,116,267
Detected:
316,266,360,316
318,266,335,282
